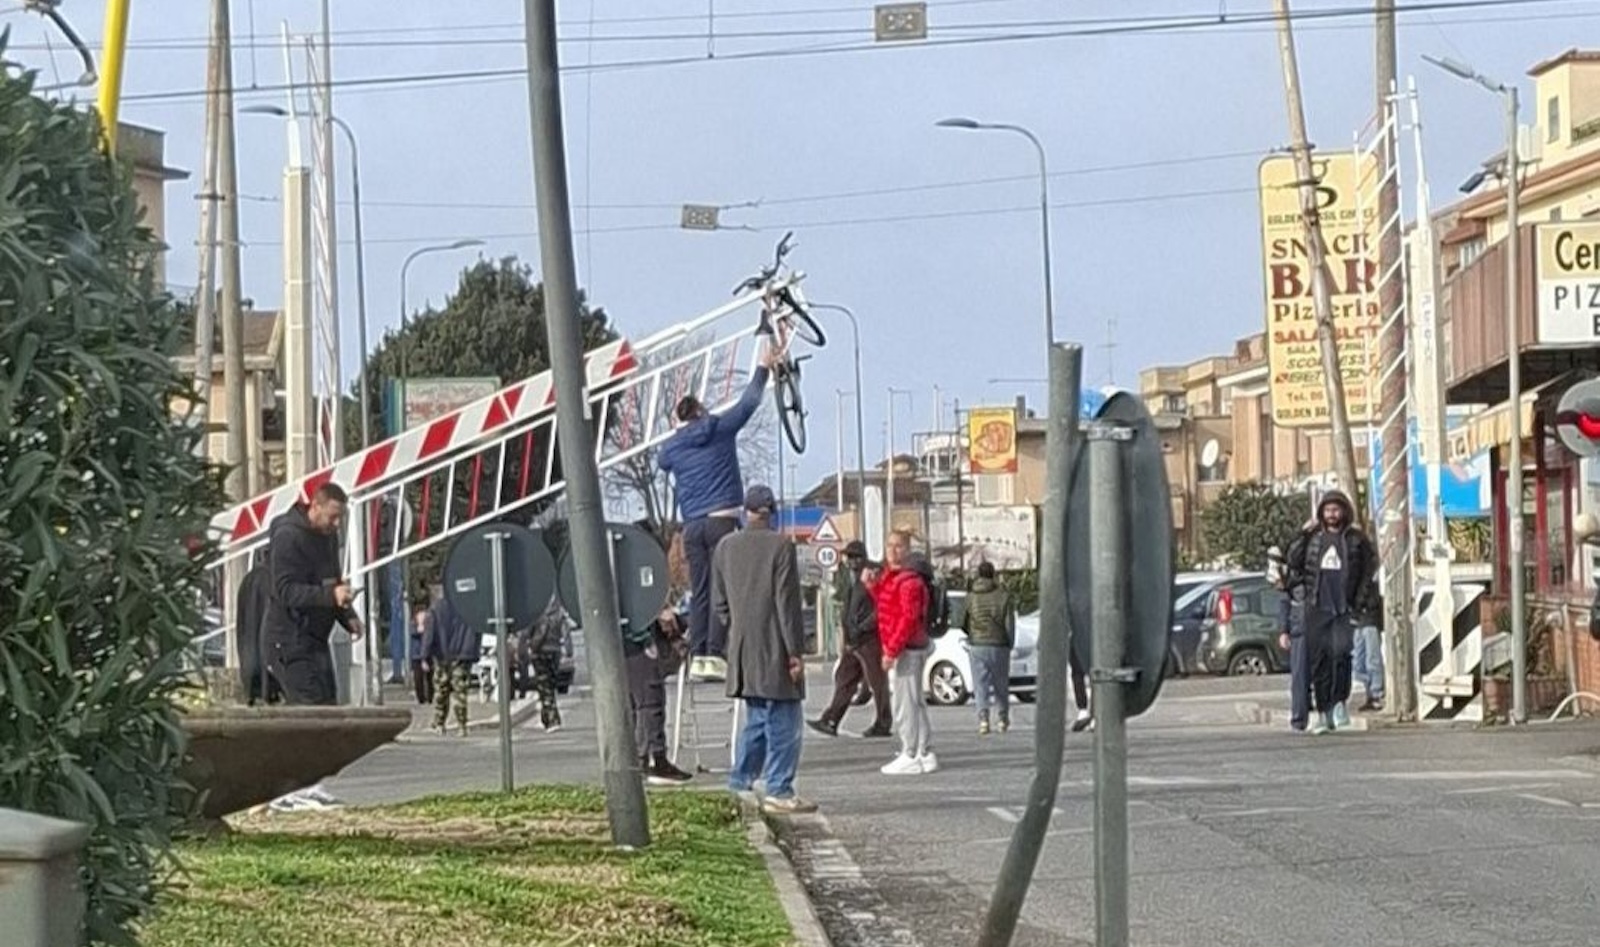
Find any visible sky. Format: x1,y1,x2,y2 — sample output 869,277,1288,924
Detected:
3,0,1597,499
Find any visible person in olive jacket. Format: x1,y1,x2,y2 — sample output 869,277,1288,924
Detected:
962,561,1016,735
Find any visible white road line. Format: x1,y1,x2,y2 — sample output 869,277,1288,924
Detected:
1444,783,1560,796
1374,770,1595,782
1517,793,1577,808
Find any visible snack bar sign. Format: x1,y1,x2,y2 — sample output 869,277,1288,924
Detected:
1536,221,1600,345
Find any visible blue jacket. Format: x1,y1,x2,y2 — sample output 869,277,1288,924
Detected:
658,367,769,521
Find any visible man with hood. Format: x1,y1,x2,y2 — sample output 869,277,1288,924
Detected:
808,541,892,739
264,482,364,705
658,344,777,682
1286,490,1377,734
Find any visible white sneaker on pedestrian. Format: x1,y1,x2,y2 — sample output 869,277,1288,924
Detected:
916,751,940,774
1311,713,1333,736
1331,702,1351,730
880,753,924,776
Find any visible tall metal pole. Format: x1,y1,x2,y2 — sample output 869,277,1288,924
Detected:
811,303,868,514
1505,84,1527,725
316,0,342,460
522,0,650,847
332,117,373,452
954,399,968,572
887,389,913,539
978,345,1080,947
192,18,222,426
835,390,847,508
1375,0,1417,720
1089,427,1130,947
215,0,248,504
1270,0,1361,498
97,0,132,152
488,529,515,792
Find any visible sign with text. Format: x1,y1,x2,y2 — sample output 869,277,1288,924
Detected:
1536,221,1600,345
1259,153,1380,428
385,376,501,435
967,406,1019,474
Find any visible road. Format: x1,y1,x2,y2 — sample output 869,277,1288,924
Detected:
323,669,1600,947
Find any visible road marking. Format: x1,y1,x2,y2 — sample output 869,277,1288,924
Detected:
784,813,926,947
985,805,1065,823
1162,689,1285,704
1374,769,1595,782
1517,793,1577,808
1128,775,1225,787
1444,783,1559,796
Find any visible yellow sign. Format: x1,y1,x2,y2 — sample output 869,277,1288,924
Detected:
1535,221,1600,344
967,407,1018,474
1259,153,1380,428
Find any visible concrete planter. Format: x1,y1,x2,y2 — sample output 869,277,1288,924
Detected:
180,707,410,820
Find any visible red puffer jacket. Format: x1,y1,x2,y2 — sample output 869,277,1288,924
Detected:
872,566,928,660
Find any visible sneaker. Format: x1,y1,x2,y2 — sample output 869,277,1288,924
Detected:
762,795,818,815
916,751,940,774
880,753,924,776
860,725,893,738
997,717,1010,734
1311,714,1333,735
1070,710,1093,733
978,714,991,736
542,713,563,733
699,656,728,682
1331,702,1351,731
646,755,694,786
807,718,839,738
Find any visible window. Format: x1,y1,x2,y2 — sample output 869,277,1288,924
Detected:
974,474,1013,506
1547,96,1561,143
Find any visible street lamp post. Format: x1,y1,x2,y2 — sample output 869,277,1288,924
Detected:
888,388,914,543
937,118,1056,349
1424,54,1525,724
809,302,868,515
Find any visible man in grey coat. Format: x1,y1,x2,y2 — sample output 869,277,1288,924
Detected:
711,484,816,815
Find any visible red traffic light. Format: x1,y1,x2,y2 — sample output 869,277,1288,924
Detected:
1577,413,1600,440
1556,378,1600,458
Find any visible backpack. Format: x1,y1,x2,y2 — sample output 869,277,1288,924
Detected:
910,558,951,639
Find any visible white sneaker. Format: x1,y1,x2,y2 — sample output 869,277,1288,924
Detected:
880,753,924,776
916,752,940,774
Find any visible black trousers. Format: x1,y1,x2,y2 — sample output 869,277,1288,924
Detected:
1069,648,1090,712
1305,612,1354,714
683,516,739,657
625,638,668,759
821,638,892,731
273,637,337,706
411,658,434,704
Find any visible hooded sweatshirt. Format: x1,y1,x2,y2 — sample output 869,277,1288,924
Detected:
1287,490,1377,616
264,505,355,649
658,367,771,521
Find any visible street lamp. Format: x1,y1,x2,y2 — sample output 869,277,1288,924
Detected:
1424,53,1526,724
808,302,869,515
887,388,915,544
399,239,486,399
937,117,1056,349
243,104,375,451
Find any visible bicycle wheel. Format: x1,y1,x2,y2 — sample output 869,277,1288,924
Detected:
775,366,808,455
781,289,827,348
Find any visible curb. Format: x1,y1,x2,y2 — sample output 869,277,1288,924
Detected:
740,797,833,947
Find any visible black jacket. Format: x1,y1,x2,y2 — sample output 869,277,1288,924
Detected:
423,595,481,664
264,506,355,650
237,559,279,701
1286,490,1379,617
841,570,878,647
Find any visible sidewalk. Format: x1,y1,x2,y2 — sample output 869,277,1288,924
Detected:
379,679,547,732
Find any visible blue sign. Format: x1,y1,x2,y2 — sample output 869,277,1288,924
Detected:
1368,418,1491,519
1080,387,1110,420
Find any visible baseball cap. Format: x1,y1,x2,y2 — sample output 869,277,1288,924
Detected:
843,540,868,559
744,484,777,512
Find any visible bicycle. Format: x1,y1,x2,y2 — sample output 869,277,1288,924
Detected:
22,1,98,91
732,231,826,455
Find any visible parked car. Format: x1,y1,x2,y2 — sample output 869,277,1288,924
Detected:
924,590,1040,705
1195,573,1290,676
1168,572,1246,676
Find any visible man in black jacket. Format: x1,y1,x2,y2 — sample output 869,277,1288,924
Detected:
1286,490,1377,734
236,555,282,706
264,482,364,706
808,542,893,738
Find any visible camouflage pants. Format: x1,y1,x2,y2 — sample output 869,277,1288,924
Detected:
432,661,471,732
531,651,561,727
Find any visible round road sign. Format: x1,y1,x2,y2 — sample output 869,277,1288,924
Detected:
816,545,839,568
555,522,671,635
1556,375,1600,458
1064,390,1175,719
443,523,557,635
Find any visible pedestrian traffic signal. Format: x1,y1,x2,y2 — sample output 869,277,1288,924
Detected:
1555,377,1600,458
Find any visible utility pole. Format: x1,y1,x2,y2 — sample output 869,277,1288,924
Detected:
214,0,248,504
192,18,222,428
1271,0,1360,500
1374,0,1417,720
521,0,650,848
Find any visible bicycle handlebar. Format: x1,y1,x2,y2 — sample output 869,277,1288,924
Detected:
25,2,98,86
731,231,799,296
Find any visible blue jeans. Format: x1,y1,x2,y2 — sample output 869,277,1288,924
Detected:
1351,624,1385,701
970,645,1011,719
730,697,804,799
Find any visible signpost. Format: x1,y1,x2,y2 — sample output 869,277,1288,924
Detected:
555,522,672,638
815,545,839,569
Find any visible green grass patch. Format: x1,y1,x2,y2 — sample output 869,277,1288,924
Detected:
141,787,795,947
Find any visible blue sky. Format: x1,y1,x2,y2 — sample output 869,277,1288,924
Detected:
4,0,1596,495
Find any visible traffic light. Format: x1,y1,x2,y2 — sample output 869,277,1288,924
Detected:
1555,377,1600,457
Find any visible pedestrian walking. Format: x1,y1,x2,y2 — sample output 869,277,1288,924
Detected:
410,605,434,705
1349,575,1386,712
659,344,778,683
808,542,893,739
962,562,1015,735
522,599,566,732
629,606,694,785
263,482,364,706
1269,544,1311,731
711,485,816,814
874,530,937,776
1286,490,1377,735
422,592,480,736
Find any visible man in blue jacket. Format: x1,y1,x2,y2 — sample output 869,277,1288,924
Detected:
658,346,775,682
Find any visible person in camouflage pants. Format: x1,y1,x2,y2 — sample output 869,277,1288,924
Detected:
422,593,479,736
522,600,566,732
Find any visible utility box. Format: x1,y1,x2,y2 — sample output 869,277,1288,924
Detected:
0,808,91,947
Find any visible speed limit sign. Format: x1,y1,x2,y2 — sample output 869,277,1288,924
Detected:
815,545,839,568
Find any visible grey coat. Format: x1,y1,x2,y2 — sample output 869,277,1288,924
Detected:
711,525,806,702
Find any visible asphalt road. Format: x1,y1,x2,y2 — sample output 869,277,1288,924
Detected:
323,669,1600,947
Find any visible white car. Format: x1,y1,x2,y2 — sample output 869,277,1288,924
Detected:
924,610,1040,706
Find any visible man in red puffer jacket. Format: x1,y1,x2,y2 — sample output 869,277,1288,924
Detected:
872,530,937,776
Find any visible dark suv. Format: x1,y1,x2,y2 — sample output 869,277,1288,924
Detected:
1195,574,1290,676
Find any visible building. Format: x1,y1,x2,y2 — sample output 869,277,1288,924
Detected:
172,311,287,495
117,121,186,286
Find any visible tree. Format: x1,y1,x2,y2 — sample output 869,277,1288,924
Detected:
600,331,777,536
0,59,223,943
1198,481,1305,570
350,258,616,597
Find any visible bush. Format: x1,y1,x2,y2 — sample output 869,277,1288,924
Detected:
1197,481,1303,570
0,59,222,944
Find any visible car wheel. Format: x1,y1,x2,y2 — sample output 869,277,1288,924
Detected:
927,662,969,705
1226,647,1271,676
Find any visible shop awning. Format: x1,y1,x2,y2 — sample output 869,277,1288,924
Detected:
1446,377,1565,463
